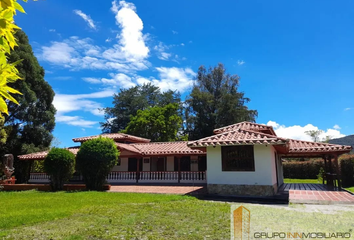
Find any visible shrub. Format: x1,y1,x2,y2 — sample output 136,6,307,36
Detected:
44,148,76,191
340,154,354,187
76,137,119,191
283,160,325,179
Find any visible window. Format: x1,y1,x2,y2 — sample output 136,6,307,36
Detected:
221,146,255,171
117,157,121,166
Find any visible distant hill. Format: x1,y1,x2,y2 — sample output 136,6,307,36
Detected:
329,135,354,152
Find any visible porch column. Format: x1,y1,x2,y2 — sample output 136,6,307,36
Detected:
322,155,327,184
136,158,140,183
177,157,181,183
334,154,341,190
328,155,333,174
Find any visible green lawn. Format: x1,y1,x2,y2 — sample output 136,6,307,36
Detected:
284,178,320,184
1,190,354,239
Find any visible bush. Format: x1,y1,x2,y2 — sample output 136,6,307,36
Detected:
340,155,354,187
76,137,119,191
283,160,325,179
44,148,76,191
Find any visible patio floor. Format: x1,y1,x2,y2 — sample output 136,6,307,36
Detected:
109,185,206,195
279,183,354,204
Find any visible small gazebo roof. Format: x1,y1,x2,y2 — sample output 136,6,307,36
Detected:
213,121,277,136
188,128,287,147
190,121,352,157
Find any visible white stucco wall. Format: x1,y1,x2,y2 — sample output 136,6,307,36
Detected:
206,145,276,186
111,157,128,171
270,146,277,185
191,155,198,171
143,157,150,171
166,156,174,171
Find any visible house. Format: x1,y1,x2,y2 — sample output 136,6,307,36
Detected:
19,121,352,196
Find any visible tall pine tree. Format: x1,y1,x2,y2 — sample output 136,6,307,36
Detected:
185,63,257,140
2,29,56,183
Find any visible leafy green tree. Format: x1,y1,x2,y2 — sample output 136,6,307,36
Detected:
185,63,258,140
101,83,181,133
2,29,56,183
44,148,75,191
122,103,182,142
305,130,323,142
76,138,119,191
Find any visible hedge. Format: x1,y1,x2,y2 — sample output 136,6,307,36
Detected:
76,137,119,191
283,154,354,187
283,160,325,179
340,155,354,187
44,148,76,191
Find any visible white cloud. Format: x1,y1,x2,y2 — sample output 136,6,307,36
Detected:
49,29,56,32
108,0,149,61
82,77,102,84
102,73,135,88
344,107,352,111
82,73,134,89
172,30,178,34
40,1,150,74
54,90,114,128
181,43,185,46
333,124,341,130
154,42,171,60
42,42,76,64
146,67,196,92
266,121,345,142
56,115,97,128
74,10,97,30
237,60,245,66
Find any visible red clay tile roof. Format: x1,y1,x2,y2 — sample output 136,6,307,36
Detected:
19,142,205,160
115,143,141,154
213,121,277,136
130,142,205,156
18,147,80,160
188,128,287,147
72,133,151,143
287,139,352,155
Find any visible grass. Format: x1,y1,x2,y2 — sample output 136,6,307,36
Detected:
284,178,320,184
1,190,354,239
345,186,354,193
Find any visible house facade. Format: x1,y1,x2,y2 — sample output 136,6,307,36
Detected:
19,121,352,196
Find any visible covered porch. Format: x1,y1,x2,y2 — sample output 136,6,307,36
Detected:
276,139,352,191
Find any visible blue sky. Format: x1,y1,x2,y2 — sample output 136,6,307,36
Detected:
15,0,354,147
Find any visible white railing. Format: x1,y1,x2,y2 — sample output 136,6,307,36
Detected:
29,172,50,183
29,171,207,184
139,171,179,183
107,171,136,183
180,171,207,183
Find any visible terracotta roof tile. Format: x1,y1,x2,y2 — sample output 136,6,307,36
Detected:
115,143,141,154
72,133,151,143
213,121,277,135
18,147,80,160
188,128,287,147
131,142,205,156
288,139,352,154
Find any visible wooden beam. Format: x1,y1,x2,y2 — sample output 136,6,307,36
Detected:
334,154,341,190
322,155,327,184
